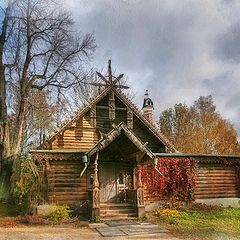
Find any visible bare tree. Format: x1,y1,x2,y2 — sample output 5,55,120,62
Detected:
1,0,96,159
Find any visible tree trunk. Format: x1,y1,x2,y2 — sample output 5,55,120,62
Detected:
13,100,26,157
0,3,11,162
0,2,12,199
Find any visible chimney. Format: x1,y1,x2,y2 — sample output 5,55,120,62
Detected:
142,90,154,123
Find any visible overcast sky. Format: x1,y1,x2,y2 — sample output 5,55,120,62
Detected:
65,0,240,133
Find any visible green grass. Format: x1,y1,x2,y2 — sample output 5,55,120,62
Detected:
156,207,240,239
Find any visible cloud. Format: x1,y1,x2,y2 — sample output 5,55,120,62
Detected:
65,0,240,133
215,22,240,62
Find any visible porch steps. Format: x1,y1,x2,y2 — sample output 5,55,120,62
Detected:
100,203,137,221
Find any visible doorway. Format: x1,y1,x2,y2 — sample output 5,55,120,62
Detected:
99,161,133,202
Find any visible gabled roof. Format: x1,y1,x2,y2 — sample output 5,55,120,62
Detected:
87,122,155,158
112,89,176,152
41,85,176,152
40,75,176,152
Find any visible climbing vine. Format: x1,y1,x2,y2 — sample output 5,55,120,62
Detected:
141,157,198,201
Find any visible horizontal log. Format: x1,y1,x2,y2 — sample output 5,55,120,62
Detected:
197,168,235,172
197,175,236,180
49,166,82,170
50,170,81,174
63,131,97,135
195,194,237,199
53,140,96,144
59,137,98,142
49,178,87,186
50,187,87,192
53,138,96,143
195,187,237,192
49,195,88,201
49,183,85,187
52,144,94,148
53,142,96,146
50,192,87,196
197,173,235,177
196,183,237,188
49,172,82,175
50,162,81,166
51,200,88,205
195,190,237,195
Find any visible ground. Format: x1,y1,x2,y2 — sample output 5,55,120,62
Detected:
0,202,240,239
0,216,239,240
0,223,179,240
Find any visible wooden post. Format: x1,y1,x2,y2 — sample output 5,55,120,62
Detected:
92,151,100,219
135,153,145,217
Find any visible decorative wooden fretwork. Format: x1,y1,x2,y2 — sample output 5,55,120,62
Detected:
92,151,100,215
109,91,115,120
95,60,128,90
127,108,133,129
90,104,97,127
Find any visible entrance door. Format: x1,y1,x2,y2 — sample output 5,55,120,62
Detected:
99,162,118,202
99,161,133,202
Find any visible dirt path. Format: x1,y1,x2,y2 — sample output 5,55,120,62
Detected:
0,226,180,240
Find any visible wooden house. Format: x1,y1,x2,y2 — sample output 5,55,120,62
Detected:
31,61,240,220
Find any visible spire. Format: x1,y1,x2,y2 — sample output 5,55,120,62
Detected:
142,90,154,123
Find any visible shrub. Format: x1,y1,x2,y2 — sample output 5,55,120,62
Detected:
158,209,182,218
47,205,72,224
11,154,41,213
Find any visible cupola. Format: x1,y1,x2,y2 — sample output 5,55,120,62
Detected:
142,90,154,123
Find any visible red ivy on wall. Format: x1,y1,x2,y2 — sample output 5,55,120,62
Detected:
141,157,198,201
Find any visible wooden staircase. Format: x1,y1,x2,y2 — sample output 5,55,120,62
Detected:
48,160,88,205
100,202,137,221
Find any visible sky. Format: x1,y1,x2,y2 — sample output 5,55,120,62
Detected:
65,0,240,133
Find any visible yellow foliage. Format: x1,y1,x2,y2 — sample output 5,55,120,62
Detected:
158,209,181,218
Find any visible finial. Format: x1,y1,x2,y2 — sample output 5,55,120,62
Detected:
145,89,149,97
108,59,112,82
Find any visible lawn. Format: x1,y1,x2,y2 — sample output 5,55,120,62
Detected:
152,205,240,240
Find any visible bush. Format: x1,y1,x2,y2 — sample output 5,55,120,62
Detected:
158,209,182,218
11,154,41,213
47,205,72,224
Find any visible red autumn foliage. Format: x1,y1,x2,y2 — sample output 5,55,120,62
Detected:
141,157,198,201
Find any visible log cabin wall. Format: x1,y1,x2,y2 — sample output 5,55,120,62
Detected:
195,163,239,199
51,111,98,150
48,160,88,206
141,156,239,203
